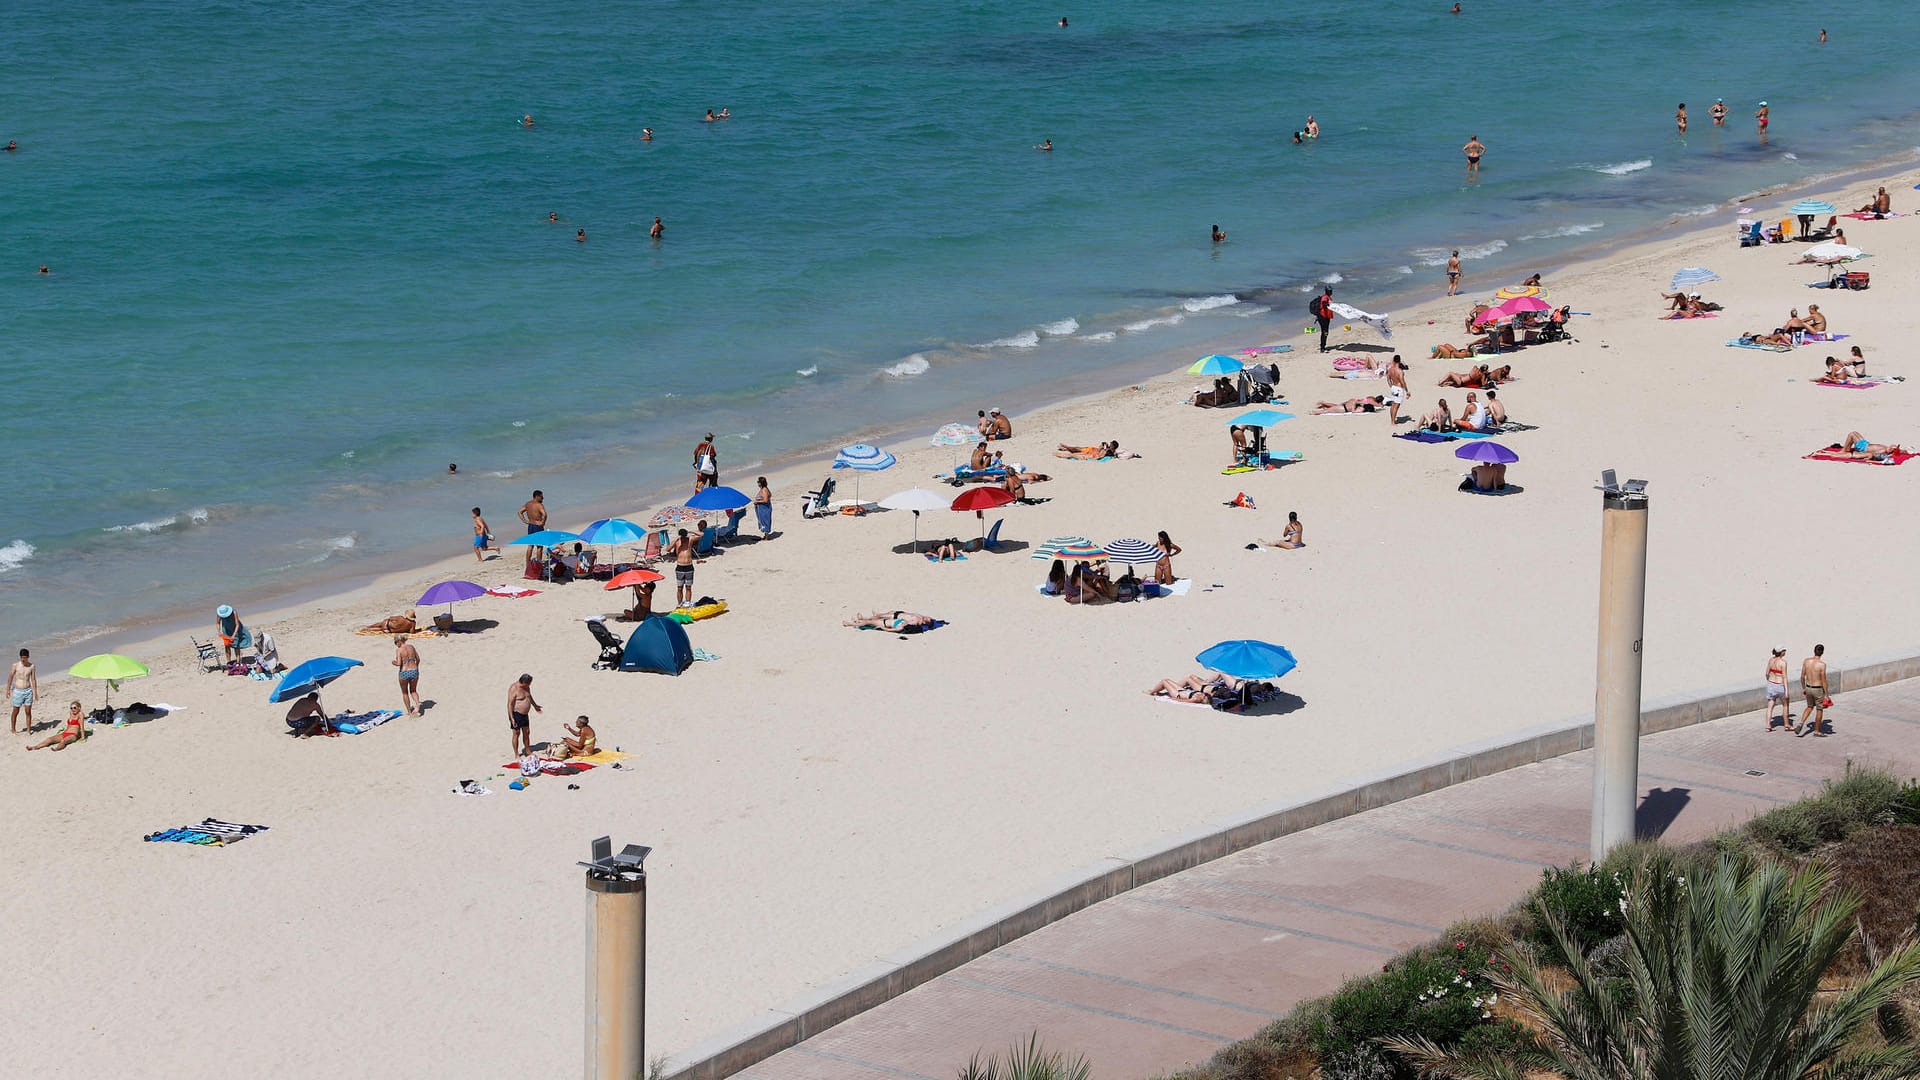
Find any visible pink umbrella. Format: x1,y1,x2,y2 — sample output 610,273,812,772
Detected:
1488,295,1551,317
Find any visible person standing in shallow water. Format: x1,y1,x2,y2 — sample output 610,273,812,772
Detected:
1462,134,1485,175
1676,103,1688,134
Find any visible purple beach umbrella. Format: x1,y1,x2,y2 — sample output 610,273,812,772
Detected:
1453,441,1519,464
417,579,487,620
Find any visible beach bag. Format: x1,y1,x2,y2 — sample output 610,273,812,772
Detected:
520,754,541,779
697,451,715,473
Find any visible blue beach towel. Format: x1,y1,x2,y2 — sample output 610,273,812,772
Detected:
1395,431,1451,444
1727,338,1791,352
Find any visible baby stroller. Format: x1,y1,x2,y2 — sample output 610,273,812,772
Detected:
800,475,837,519
587,618,624,670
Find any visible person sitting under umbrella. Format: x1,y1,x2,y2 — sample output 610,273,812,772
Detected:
1461,459,1509,492
359,610,417,635
843,610,940,633
285,691,338,738
27,701,86,751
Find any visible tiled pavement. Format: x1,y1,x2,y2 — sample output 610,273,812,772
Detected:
734,678,1920,1079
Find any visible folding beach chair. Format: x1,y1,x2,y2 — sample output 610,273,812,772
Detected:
191,637,223,674
800,476,837,519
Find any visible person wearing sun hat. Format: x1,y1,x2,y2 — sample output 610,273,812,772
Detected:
1756,100,1769,134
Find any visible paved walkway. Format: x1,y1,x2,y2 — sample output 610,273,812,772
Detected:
735,678,1920,1079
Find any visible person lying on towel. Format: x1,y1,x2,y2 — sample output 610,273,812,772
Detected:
843,610,939,633
360,610,417,635
1837,432,1909,460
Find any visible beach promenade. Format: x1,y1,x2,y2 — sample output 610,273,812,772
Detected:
727,677,1920,1080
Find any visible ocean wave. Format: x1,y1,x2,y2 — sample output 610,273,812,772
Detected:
1235,305,1271,317
1320,272,1343,285
1122,314,1185,334
512,420,528,428
1782,152,1799,161
1079,331,1117,342
0,539,33,573
1413,240,1508,266
103,507,211,535
1396,265,1414,274
1519,222,1604,242
42,623,117,648
1584,158,1652,175
973,329,1041,349
1678,204,1719,218
486,470,516,478
795,364,819,377
1040,318,1079,335
882,353,930,378
727,431,753,441
1181,294,1239,313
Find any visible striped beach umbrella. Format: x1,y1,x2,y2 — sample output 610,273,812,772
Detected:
1030,535,1091,560
1052,539,1106,561
1669,267,1721,290
1188,354,1244,376
832,443,896,504
1103,538,1161,565
930,422,983,468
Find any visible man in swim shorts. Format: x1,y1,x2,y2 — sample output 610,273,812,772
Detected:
1796,644,1827,736
1384,356,1410,424
519,490,547,536
393,634,422,717
670,528,697,608
9,648,35,733
1445,251,1461,295
1462,135,1485,175
506,673,541,756
471,507,490,561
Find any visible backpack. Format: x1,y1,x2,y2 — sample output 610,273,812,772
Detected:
1307,295,1322,317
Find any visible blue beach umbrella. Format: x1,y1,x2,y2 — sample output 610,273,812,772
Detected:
685,485,750,512
1790,200,1835,215
1669,267,1720,290
417,579,486,621
507,529,581,547
831,444,897,504
1229,409,1296,428
1189,354,1244,376
269,656,364,703
578,518,647,546
1453,440,1519,464
1196,640,1298,681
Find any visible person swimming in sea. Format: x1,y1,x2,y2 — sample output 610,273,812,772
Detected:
641,127,653,141
521,114,535,128
1036,139,1052,151
1291,131,1303,145
548,211,558,223
704,109,717,122
1211,225,1227,243
649,217,664,239
576,228,586,243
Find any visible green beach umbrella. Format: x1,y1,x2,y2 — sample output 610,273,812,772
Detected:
68,653,150,710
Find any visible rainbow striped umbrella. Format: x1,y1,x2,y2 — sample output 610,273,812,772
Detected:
1030,535,1092,560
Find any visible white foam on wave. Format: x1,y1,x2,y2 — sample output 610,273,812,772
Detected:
1585,158,1652,175
42,623,116,648
1519,222,1604,242
1413,240,1508,266
1679,204,1719,218
512,420,528,428
1079,331,1117,342
487,470,516,478
795,364,819,376
0,539,33,573
728,431,753,441
974,329,1041,349
1235,305,1271,317
104,507,211,535
1122,314,1185,334
1782,152,1799,161
1181,294,1239,313
1320,272,1343,285
1040,318,1079,335
1396,265,1415,274
882,353,930,378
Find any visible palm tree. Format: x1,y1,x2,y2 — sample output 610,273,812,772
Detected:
958,1032,1091,1080
1386,853,1920,1080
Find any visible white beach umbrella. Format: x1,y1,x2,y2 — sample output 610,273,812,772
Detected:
878,488,951,552
1803,242,1862,263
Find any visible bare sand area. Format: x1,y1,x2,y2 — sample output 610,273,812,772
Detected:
6,170,1919,1077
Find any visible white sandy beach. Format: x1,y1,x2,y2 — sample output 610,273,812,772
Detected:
6,168,1920,1078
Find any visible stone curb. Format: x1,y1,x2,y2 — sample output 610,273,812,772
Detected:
662,650,1920,1079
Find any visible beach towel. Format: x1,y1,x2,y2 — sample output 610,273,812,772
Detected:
857,619,948,635
330,709,401,734
452,781,493,796
1662,311,1719,320
924,552,968,562
1236,345,1293,356
574,749,632,766
1141,579,1192,598
485,586,541,598
691,647,721,662
1805,448,1916,466
501,758,597,775
1394,431,1452,444
1331,356,1370,370
1327,302,1393,340
1727,339,1792,352
1813,379,1885,390
144,818,270,846
1842,212,1903,220
1802,332,1850,342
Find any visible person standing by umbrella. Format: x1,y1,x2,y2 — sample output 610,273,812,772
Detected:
693,434,719,492
753,476,774,538
507,674,542,757
393,635,422,717
10,648,35,733
1154,531,1182,586
518,490,548,537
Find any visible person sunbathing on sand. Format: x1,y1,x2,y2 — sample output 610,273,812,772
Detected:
26,701,85,751
1144,673,1241,703
1838,432,1909,459
360,611,417,635
1312,395,1383,414
1418,398,1456,431
1823,356,1854,383
1054,440,1116,459
844,610,938,632
546,716,597,760
1431,343,1475,360
928,539,962,561
1438,364,1492,387
1740,329,1794,347
1805,304,1828,334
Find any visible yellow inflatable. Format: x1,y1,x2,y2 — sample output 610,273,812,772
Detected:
668,600,728,623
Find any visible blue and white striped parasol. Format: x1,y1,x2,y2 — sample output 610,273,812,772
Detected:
1669,267,1720,290
831,443,897,505
1103,538,1161,565
1790,200,1835,215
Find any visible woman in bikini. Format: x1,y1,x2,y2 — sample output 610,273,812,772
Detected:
843,610,938,632
1144,674,1240,703
1418,399,1456,431
1154,531,1181,585
27,701,85,751
1431,343,1475,360
1764,649,1793,731
1437,365,1490,388
1805,304,1827,335
1310,395,1383,414
1256,511,1304,549
1849,345,1867,377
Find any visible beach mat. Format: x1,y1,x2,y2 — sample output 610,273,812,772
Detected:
1727,339,1791,352
330,709,402,734
1804,448,1915,466
145,818,270,846
1813,379,1886,390
1842,212,1903,220
1394,431,1451,444
486,586,541,598
1661,311,1719,320
502,759,597,775
575,750,631,766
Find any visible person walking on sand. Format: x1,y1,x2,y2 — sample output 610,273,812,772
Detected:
9,648,36,733
1796,644,1829,736
471,507,491,562
393,634,422,717
669,528,697,607
1445,250,1462,295
1312,286,1334,353
1462,134,1485,175
753,475,774,538
693,433,718,491
1764,647,1793,731
1385,356,1410,424
506,674,542,757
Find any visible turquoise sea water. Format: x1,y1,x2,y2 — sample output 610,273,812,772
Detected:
5,0,1918,648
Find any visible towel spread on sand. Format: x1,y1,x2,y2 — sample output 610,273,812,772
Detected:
1727,339,1792,352
486,586,541,598
574,749,632,765
1805,448,1915,466
1399,428,1497,442
1842,212,1904,220
1662,311,1719,320
144,819,270,846
1144,579,1193,597
1813,379,1887,390
502,759,597,775
925,553,968,562
1394,431,1452,444
330,709,401,734
1331,356,1371,370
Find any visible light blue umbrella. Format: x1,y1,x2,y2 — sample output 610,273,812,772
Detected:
685,486,750,512
1229,409,1296,428
578,518,646,546
1196,640,1297,681
1188,354,1244,376
831,444,897,504
1790,200,1835,214
1669,267,1720,290
269,656,364,703
506,529,581,547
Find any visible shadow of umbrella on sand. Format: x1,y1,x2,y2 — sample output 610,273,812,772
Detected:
68,653,149,711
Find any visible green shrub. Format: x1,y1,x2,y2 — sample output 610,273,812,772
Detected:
1744,766,1901,854
958,1033,1090,1080
1309,942,1504,1079
1528,863,1625,955
1892,778,1920,827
